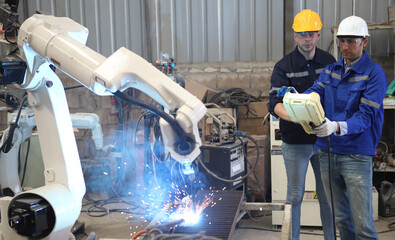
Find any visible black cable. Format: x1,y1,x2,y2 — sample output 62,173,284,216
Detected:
4,24,18,44
208,88,259,107
326,136,337,240
113,91,194,156
7,47,19,56
109,95,125,194
20,138,30,186
0,95,28,153
115,95,124,124
389,221,395,230
64,85,84,90
236,226,327,236
237,224,395,237
244,159,268,222
81,194,141,218
142,231,221,240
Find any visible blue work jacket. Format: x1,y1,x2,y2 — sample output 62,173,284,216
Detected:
305,51,388,155
268,47,336,144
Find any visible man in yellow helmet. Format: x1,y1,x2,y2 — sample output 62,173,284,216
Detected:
268,9,335,240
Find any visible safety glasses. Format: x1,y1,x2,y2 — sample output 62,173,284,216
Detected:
296,31,318,38
336,38,363,47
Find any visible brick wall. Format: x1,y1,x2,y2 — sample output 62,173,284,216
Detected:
176,61,276,98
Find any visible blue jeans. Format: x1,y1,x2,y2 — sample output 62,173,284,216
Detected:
318,150,378,240
282,143,334,240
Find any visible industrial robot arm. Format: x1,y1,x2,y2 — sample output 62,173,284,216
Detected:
0,14,205,240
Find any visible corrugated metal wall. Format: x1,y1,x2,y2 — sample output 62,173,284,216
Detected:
19,0,284,63
18,0,395,63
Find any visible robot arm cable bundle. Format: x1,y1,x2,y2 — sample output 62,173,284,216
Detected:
0,94,27,154
113,91,194,156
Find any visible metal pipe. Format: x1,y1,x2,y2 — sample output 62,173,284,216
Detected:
187,0,193,62
155,0,161,60
65,0,70,17
94,0,101,53
352,0,356,15
109,0,115,53
170,0,176,59
250,0,256,61
241,202,285,211
267,0,272,60
234,0,240,61
202,0,208,62
79,0,85,26
142,0,152,61
35,0,40,11
217,0,223,62
50,0,55,15
124,0,131,49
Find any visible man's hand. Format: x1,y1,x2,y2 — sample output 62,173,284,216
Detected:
313,117,338,137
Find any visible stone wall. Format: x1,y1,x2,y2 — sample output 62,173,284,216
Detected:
176,61,276,98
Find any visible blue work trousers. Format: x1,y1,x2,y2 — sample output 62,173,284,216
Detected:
318,150,378,240
282,143,334,240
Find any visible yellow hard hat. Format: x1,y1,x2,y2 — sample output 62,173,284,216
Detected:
292,9,322,32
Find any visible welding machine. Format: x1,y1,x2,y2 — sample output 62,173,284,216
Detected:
379,181,395,217
198,141,247,191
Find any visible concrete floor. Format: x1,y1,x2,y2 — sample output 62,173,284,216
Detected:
75,196,395,240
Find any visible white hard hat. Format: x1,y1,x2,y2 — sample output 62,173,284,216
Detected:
337,16,370,37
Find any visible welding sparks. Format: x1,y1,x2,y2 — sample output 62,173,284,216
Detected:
162,194,213,226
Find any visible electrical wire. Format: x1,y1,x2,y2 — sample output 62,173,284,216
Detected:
236,226,328,237
208,88,259,108
20,138,30,186
132,229,149,240
4,24,18,44
64,85,84,90
244,159,268,222
115,95,124,124
326,136,337,240
134,229,221,240
81,194,141,218
113,91,194,156
238,222,395,236
0,94,28,153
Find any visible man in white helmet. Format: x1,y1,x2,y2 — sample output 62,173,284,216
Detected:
305,16,388,239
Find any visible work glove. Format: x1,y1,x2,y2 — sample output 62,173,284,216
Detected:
313,117,338,137
276,86,297,97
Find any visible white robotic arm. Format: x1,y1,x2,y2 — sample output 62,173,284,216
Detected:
70,113,103,150
0,14,205,240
